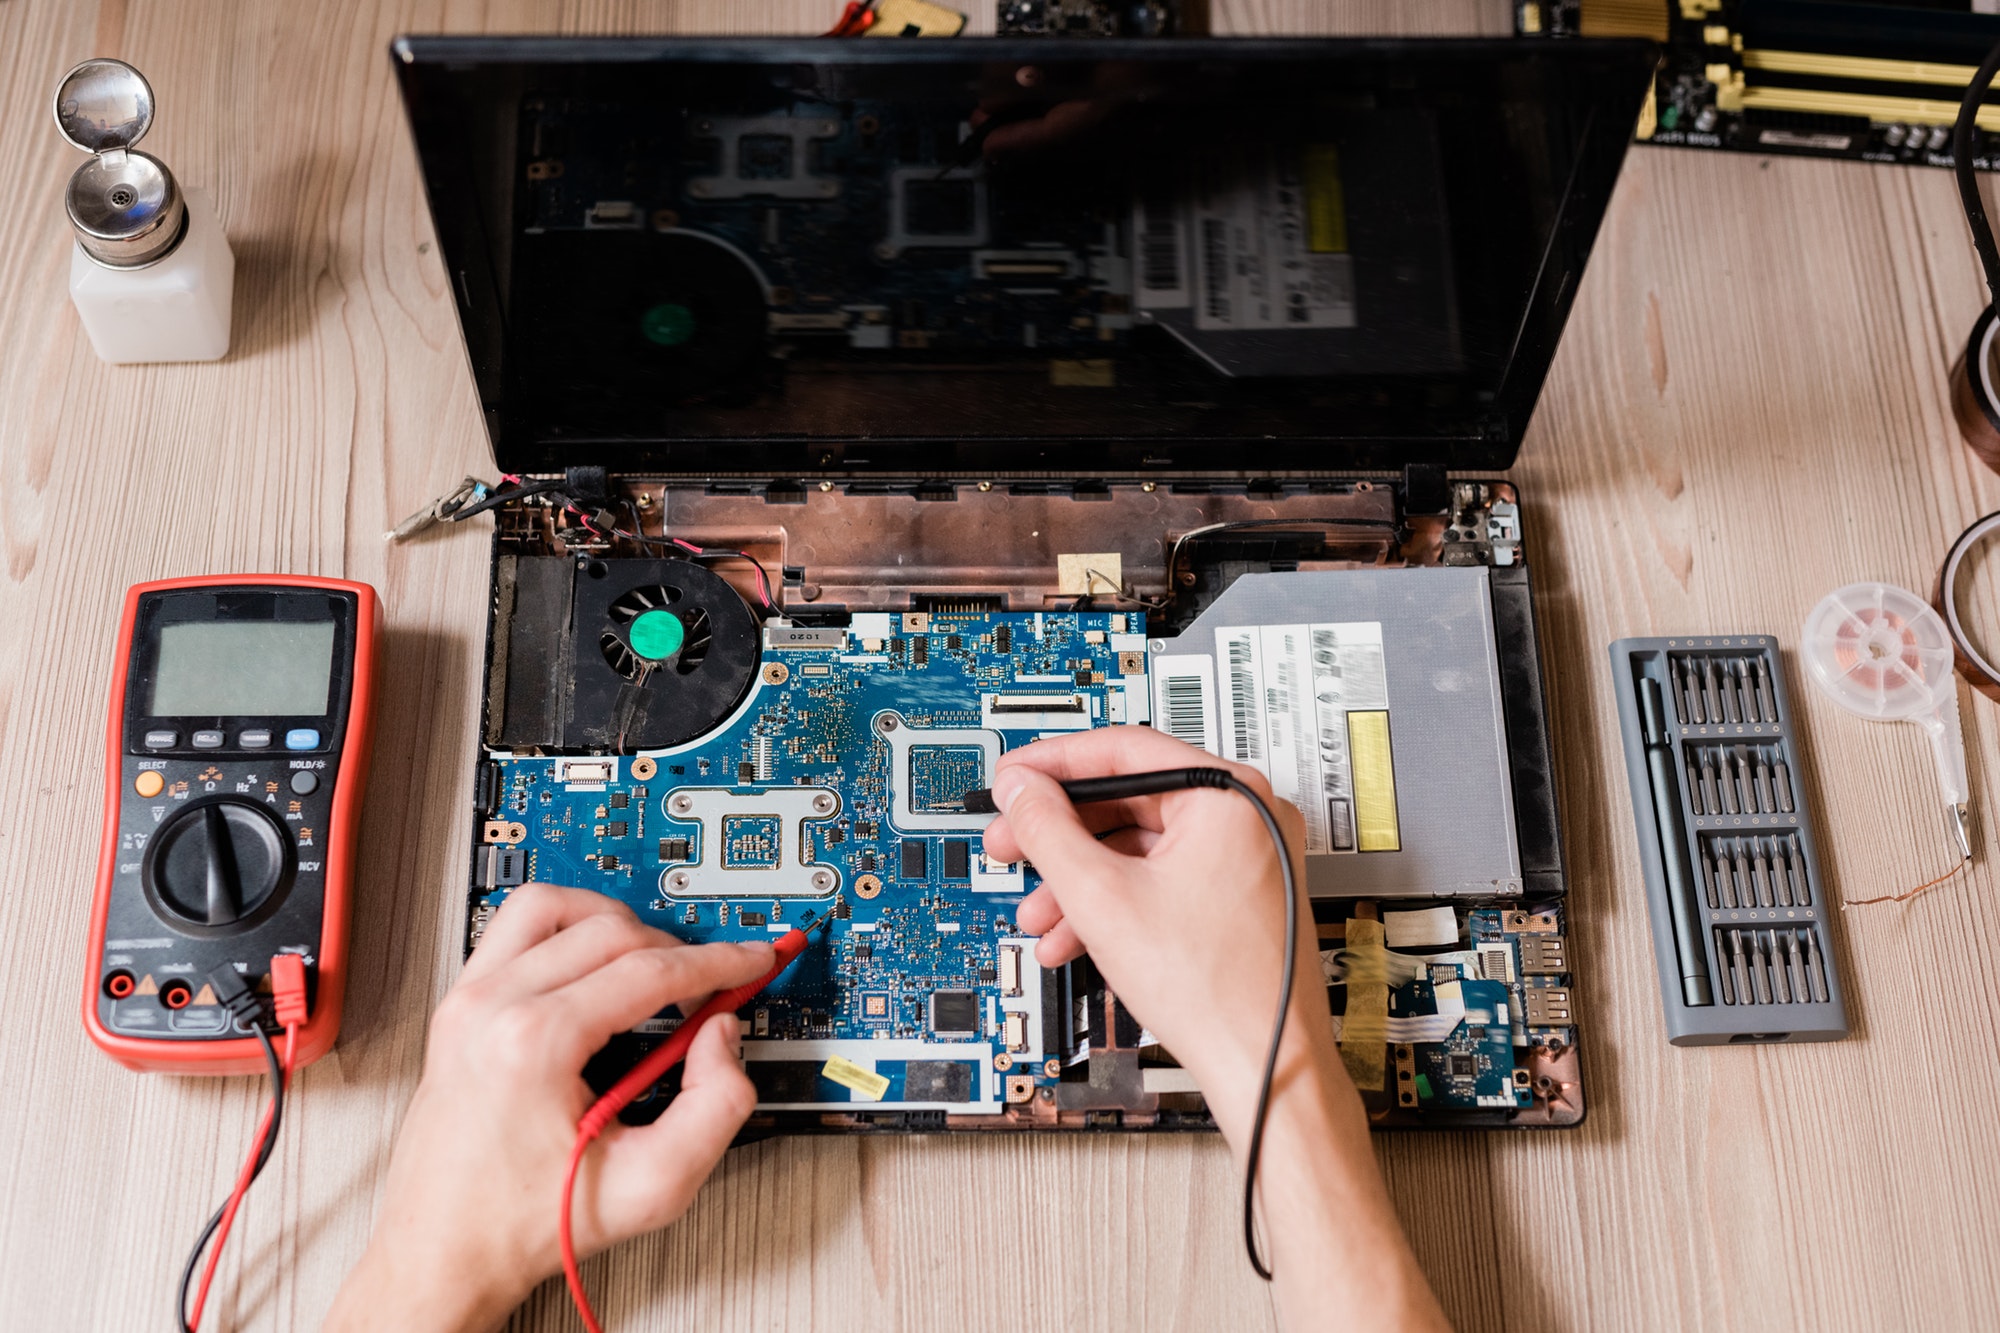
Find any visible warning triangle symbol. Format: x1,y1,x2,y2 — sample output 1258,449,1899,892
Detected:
135,974,158,996
151,806,166,822
190,983,217,1007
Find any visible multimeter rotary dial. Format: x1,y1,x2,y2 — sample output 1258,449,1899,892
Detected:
141,796,295,933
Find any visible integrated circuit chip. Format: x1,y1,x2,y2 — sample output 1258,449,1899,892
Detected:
942,840,971,880
723,815,781,868
928,989,979,1037
900,839,927,879
908,744,986,813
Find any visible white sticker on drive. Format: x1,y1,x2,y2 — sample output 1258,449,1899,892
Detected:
1189,148,1356,333
1215,621,1387,855
1151,654,1219,755
1382,905,1459,949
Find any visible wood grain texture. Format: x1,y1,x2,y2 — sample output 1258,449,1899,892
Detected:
1,2,1996,1330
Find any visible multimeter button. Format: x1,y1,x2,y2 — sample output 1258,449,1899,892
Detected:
239,729,272,749
284,728,320,751
290,771,319,796
191,730,225,748
144,730,177,748
134,770,165,798
168,1007,228,1034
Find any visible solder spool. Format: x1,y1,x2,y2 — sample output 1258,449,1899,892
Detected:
1934,510,2000,702
1950,310,2000,473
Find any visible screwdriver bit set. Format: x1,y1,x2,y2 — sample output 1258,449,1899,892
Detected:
1609,635,1848,1044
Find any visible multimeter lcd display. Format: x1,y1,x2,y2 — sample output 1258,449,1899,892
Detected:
148,620,337,716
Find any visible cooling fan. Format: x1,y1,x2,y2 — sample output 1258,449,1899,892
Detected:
568,557,761,750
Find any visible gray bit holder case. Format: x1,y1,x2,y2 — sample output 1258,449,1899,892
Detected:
1609,636,1848,1044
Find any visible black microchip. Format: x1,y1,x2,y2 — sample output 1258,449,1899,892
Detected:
948,635,962,650
747,1060,821,1102
1075,669,1092,685
608,793,629,809
928,990,979,1035
942,840,971,880
995,625,1011,652
855,942,872,959
738,762,756,784
598,855,620,871
978,966,996,983
1468,1026,1489,1042
604,821,628,838
913,637,929,665
824,825,845,845
859,851,877,873
890,637,904,658
904,1060,973,1103
659,837,691,861
1449,1055,1477,1078
855,821,878,839
741,911,767,927
901,840,927,879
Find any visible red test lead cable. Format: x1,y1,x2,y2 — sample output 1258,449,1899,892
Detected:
560,916,828,1333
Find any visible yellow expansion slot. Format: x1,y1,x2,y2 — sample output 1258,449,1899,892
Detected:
1742,49,1979,88
1739,85,2000,131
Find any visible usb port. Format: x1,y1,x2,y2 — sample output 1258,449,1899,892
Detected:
1525,987,1573,1026
1520,935,1568,976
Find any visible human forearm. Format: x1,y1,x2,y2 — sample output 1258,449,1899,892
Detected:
1195,1017,1449,1333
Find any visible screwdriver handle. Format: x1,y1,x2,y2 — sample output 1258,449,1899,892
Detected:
579,924,814,1138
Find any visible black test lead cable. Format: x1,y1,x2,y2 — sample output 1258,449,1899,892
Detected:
964,766,1297,1281
1955,39,2000,317
176,1023,286,1333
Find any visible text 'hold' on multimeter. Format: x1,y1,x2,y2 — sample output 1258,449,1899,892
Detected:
86,576,380,1074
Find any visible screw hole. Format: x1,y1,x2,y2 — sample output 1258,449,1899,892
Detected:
109,187,135,208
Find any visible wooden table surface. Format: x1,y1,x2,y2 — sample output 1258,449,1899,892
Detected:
5,2,1999,1329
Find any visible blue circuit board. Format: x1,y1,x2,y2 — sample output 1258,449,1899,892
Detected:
474,609,1150,1115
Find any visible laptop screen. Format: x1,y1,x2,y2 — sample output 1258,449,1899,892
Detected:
395,38,1654,474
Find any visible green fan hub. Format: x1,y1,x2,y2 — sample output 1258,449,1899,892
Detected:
629,609,685,661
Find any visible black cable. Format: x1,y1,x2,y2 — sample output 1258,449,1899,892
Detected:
445,477,571,524
1955,40,2000,316
176,1025,285,1333
617,501,775,608
961,765,1297,1279
1214,771,1297,1283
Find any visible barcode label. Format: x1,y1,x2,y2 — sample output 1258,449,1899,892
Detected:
1201,218,1231,324
1131,197,1190,310
1217,621,1387,854
1220,631,1265,764
1151,655,1219,756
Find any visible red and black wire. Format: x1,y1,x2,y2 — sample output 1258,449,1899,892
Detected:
176,961,308,1333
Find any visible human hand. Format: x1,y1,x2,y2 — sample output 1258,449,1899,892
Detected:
323,885,774,1333
980,727,1343,1140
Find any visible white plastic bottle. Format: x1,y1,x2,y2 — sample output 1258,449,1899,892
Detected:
54,59,234,364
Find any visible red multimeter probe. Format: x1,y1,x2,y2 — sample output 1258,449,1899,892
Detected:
85,574,379,1073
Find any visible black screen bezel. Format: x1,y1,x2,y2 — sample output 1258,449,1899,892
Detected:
390,36,1658,477
124,588,358,757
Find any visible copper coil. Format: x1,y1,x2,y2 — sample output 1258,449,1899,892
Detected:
1931,510,2000,703
1951,308,2000,475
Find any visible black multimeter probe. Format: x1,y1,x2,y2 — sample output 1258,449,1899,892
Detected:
964,766,1298,1282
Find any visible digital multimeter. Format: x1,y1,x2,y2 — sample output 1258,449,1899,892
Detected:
85,576,379,1074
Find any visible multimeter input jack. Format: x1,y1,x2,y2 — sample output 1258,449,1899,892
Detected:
159,980,192,1010
103,970,135,1000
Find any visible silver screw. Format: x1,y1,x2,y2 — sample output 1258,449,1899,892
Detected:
977,481,992,492
668,871,690,890
811,869,835,891
878,715,898,732
670,794,693,815
812,793,834,813
1141,481,1156,492
819,480,833,492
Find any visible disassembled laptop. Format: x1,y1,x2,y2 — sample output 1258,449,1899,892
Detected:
395,37,1655,1133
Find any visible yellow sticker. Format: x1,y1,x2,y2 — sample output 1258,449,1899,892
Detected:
821,1055,890,1102
1303,144,1348,255
862,0,967,37
1339,917,1389,1092
1050,358,1116,388
1347,710,1401,852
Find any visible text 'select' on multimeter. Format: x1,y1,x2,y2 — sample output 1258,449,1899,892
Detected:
86,576,380,1074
